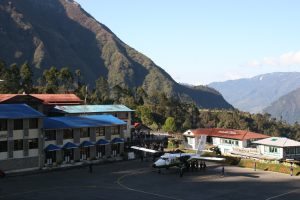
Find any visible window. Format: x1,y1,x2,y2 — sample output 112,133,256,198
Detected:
45,130,56,141
95,127,105,136
289,147,295,154
14,119,23,130
111,126,119,135
14,140,23,151
0,141,7,152
297,147,300,154
63,129,73,139
80,128,90,138
266,146,278,154
29,119,39,129
222,139,238,146
0,120,7,131
269,147,278,153
28,138,38,149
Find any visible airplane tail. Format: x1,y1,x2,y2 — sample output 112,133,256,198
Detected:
196,135,207,155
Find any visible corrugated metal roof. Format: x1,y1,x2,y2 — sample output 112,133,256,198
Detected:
43,115,126,130
184,128,269,141
253,137,300,147
0,104,44,119
53,105,134,113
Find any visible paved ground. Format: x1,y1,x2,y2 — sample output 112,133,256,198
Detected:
0,160,299,200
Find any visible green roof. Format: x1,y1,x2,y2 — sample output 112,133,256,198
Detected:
53,105,134,114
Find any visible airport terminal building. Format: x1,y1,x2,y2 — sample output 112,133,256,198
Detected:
0,95,132,173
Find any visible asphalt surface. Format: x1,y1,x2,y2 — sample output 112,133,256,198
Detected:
0,160,299,200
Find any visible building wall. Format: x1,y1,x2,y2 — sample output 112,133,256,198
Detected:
0,118,42,171
257,145,283,159
0,156,39,171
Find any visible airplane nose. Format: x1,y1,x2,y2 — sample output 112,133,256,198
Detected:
152,164,156,168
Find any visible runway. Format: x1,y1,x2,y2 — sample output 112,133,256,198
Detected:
0,160,299,200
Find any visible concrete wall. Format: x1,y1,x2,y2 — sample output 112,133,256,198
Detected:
0,156,39,171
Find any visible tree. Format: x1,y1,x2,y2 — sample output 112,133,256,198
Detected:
20,62,34,93
41,66,59,93
163,117,176,132
92,76,110,103
59,67,74,92
6,63,21,93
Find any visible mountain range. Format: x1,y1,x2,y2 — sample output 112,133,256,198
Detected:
0,0,232,109
209,72,300,113
264,88,300,124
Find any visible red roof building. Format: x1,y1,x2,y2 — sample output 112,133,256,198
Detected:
183,128,270,154
30,94,83,105
187,128,269,141
0,94,83,105
0,94,83,114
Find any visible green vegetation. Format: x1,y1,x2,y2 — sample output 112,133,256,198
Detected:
1,60,300,141
238,159,300,176
199,109,300,141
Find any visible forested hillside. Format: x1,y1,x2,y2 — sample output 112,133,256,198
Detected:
0,0,232,109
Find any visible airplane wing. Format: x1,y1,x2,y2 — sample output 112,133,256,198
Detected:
131,146,160,154
189,155,225,162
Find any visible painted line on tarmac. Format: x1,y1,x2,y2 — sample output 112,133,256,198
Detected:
265,189,300,200
117,169,183,200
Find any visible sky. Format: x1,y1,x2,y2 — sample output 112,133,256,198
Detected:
76,0,300,85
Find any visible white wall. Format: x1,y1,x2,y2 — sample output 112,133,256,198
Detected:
29,149,39,157
13,150,24,158
13,130,23,140
0,152,7,160
28,129,39,138
258,145,283,159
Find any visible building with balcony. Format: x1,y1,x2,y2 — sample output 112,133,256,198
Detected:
50,105,134,140
0,104,44,171
43,115,126,166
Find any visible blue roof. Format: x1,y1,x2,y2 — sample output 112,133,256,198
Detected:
43,115,126,130
96,139,109,145
53,104,133,114
111,138,124,143
0,104,44,119
80,141,94,147
44,144,61,151
63,142,78,149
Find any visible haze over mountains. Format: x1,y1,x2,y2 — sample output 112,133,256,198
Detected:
0,0,232,109
264,88,300,124
209,72,300,113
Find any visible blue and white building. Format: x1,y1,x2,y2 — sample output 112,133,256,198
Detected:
51,105,134,140
0,104,44,171
253,137,300,160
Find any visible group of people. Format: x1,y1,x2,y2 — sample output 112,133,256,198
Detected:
186,161,207,171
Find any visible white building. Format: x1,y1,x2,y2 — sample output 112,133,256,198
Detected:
253,137,300,160
183,128,269,154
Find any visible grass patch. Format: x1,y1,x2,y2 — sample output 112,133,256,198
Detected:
237,159,300,176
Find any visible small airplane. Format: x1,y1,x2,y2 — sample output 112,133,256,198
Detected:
131,135,225,177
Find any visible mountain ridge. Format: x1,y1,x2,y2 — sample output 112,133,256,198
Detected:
0,0,232,109
209,72,300,113
264,87,300,124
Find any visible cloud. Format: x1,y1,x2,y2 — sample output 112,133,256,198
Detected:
245,51,300,67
